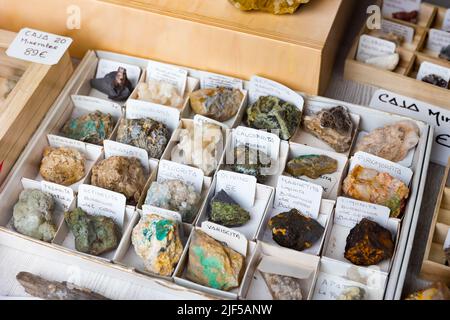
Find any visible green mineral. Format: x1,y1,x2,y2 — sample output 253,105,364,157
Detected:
210,190,250,227
228,145,271,183
116,118,170,159
246,96,301,140
286,154,338,179
229,0,310,14
64,208,121,256
61,111,115,145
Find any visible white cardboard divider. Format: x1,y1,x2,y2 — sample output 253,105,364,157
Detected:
232,126,281,161
146,60,188,96
216,170,257,209
285,143,348,200
312,257,388,300
70,95,123,120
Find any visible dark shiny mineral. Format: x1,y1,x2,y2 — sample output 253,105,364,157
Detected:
210,190,250,227
64,208,121,256
90,67,133,101
439,45,450,61
228,145,271,183
116,118,170,159
392,10,418,23
344,218,394,266
246,96,301,141
421,74,449,88
286,155,338,179
269,209,324,252
62,111,114,145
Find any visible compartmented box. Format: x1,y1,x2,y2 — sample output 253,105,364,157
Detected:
0,29,73,189
421,157,450,284
345,3,450,109
0,0,353,95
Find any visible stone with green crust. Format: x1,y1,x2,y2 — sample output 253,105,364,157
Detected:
210,190,250,227
186,230,244,291
61,111,115,145
229,0,310,15
286,154,338,179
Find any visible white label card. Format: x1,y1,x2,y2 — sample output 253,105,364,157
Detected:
382,0,422,19
443,9,450,32
6,28,72,65
41,181,75,212
381,19,415,44
233,126,280,160
426,29,450,53
147,61,187,96
274,175,322,219
71,95,122,119
193,115,229,130
142,205,182,223
369,89,450,166
334,197,391,229
216,170,257,208
47,134,87,154
314,273,368,300
416,61,450,84
249,76,304,109
201,222,247,256
444,229,450,250
258,256,313,279
103,140,150,173
157,160,204,193
351,152,413,185
356,35,397,62
200,72,243,90
96,59,141,88
78,185,126,228
126,99,180,132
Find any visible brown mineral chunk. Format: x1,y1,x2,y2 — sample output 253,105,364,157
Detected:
91,156,146,205
286,155,338,179
355,120,420,163
344,218,394,266
261,272,303,300
39,147,86,186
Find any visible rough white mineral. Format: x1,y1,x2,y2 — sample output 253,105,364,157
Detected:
137,79,184,108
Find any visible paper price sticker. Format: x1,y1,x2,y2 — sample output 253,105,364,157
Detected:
335,197,391,229
381,19,415,44
249,76,304,109
356,35,397,62
426,29,450,53
216,170,257,208
416,61,450,85
147,61,188,96
6,28,72,65
103,140,150,173
157,160,204,193
201,222,247,256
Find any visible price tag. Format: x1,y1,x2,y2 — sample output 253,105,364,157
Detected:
71,95,123,119
47,134,87,154
6,28,72,65
147,60,188,96
157,160,204,193
233,126,280,160
216,170,257,208
356,35,396,62
200,72,243,90
249,76,304,109
334,197,390,229
41,181,75,212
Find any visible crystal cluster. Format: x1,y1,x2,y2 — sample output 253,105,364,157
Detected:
286,155,338,179
209,190,250,227
132,214,183,276
90,67,133,101
116,118,170,159
337,287,366,300
61,111,115,145
190,87,243,122
137,79,184,108
145,180,201,223
229,0,310,14
13,189,57,242
40,147,86,186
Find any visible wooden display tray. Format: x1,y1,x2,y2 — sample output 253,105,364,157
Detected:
344,3,450,110
0,29,73,190
421,157,450,284
0,0,354,95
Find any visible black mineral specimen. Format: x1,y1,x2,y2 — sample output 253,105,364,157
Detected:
421,74,448,88
90,67,133,101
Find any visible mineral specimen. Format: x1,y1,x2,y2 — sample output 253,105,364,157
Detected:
189,87,243,122
171,123,223,176
229,0,310,15
0,77,16,103
439,45,450,61
186,230,244,291
61,111,115,145
261,272,303,300
39,147,86,186
228,145,271,183
406,282,450,300
13,189,57,242
344,218,394,266
136,79,184,108
144,180,201,223
246,96,301,141
303,106,354,153
64,208,121,256
116,118,170,159
90,67,133,101
131,214,183,276
286,155,338,179
355,120,420,163
365,53,400,71
421,74,449,88
392,10,418,23
209,190,250,227
342,165,410,218
337,287,366,300
269,209,324,252
91,156,146,205
371,30,404,46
